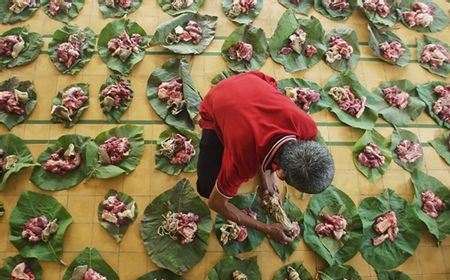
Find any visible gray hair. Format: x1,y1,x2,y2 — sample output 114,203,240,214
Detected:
278,140,335,194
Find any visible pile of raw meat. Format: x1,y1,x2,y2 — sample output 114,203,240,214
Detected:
157,77,185,115
56,33,86,69
378,41,406,63
170,0,194,10
166,21,202,45
71,265,107,280
10,262,36,280
402,2,435,28
382,85,409,110
284,86,321,111
21,216,59,243
107,32,142,62
357,143,385,168
421,190,445,218
328,86,366,118
315,212,348,240
48,0,72,15
157,211,200,244
228,41,253,62
323,0,350,10
51,86,88,121
98,137,131,165
421,43,449,69
219,208,256,245
100,78,133,113
372,211,399,246
105,0,131,9
228,0,257,17
43,144,81,175
0,34,25,58
160,134,196,165
101,194,136,226
0,149,18,173
9,0,36,14
432,84,450,124
325,35,353,63
395,139,422,163
363,0,391,17
0,89,28,115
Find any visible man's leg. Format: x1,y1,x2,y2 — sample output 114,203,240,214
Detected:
196,129,224,198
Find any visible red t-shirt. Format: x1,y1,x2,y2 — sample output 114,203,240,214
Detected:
199,71,318,198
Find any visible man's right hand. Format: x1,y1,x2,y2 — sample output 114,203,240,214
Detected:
265,223,294,245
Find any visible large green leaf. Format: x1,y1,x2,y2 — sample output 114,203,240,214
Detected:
278,0,313,15
222,0,263,24
0,0,40,24
430,131,450,166
0,255,43,279
42,0,84,22
98,0,141,17
314,0,356,20
30,134,90,191
367,23,410,67
86,125,144,179
390,128,423,172
376,270,412,280
269,11,326,72
0,27,43,70
147,57,201,130
0,134,36,191
158,0,204,16
318,265,362,280
352,129,392,183
416,35,449,78
155,127,200,175
277,78,327,114
211,69,240,85
272,261,313,280
97,18,149,75
358,189,421,270
0,77,37,130
62,247,119,280
411,171,450,244
397,0,448,32
221,24,268,73
137,269,184,280
323,26,360,72
322,71,379,130
214,190,265,256
98,75,133,123
50,83,90,128
206,256,262,280
48,24,96,75
304,186,362,266
140,179,212,275
358,0,397,26
9,190,72,264
417,81,450,129
150,13,217,54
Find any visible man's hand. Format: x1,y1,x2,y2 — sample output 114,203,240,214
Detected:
265,223,294,245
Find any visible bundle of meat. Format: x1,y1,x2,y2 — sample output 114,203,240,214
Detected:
104,0,131,9
56,33,86,69
325,35,353,63
21,216,59,243
323,0,350,11
51,87,88,121
48,0,72,16
0,35,25,59
228,41,253,62
157,211,200,244
219,208,257,245
432,84,450,124
10,262,36,280
100,79,133,113
382,85,410,110
421,190,445,218
157,77,185,115
315,212,348,241
228,0,257,17
363,0,391,17
101,194,136,227
0,89,29,115
71,265,107,280
289,0,300,4
261,191,301,239
9,0,36,14
160,134,196,165
328,86,366,118
284,86,321,111
378,41,406,63
402,2,435,27
43,144,82,175
0,148,19,173
358,143,385,168
107,32,142,62
98,137,131,165
421,43,449,69
166,21,202,45
279,28,307,55
372,211,398,246
233,271,248,280
171,0,193,10
395,139,423,163
285,266,301,280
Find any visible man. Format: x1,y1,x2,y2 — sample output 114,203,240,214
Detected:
197,71,335,244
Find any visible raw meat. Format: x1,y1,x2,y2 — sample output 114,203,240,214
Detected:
286,266,301,280
284,86,321,111
11,262,35,280
166,21,202,45
21,215,59,243
0,89,29,115
56,33,86,69
228,0,257,17
381,85,409,110
232,270,248,280
107,32,142,62
51,86,88,121
100,78,133,113
279,28,307,55
43,144,81,175
159,133,196,165
432,84,450,123
304,45,318,57
157,211,200,244
157,77,185,115
228,41,253,62
421,43,449,69
315,212,348,240
363,0,391,17
325,35,353,63
219,208,256,245
101,194,136,226
48,0,72,15
358,143,385,168
402,2,435,27
328,86,366,118
372,211,398,246
0,35,25,58
323,0,350,10
9,0,36,14
170,0,194,10
378,41,406,63
421,190,445,218
395,139,422,163
0,148,19,173
98,137,131,165
104,0,132,9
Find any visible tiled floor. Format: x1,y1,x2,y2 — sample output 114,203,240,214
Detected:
0,0,449,279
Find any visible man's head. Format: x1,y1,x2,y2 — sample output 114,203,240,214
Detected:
276,140,335,194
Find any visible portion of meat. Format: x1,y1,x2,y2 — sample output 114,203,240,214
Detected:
43,144,82,175
232,270,248,280
98,137,131,165
157,211,200,244
100,78,133,113
160,133,196,165
166,20,202,45
421,190,445,218
51,86,88,121
219,208,257,245
378,41,406,63
402,2,435,27
395,139,423,163
9,0,37,14
101,194,136,226
0,35,25,58
228,0,257,17
228,41,253,62
358,143,386,168
286,266,301,280
432,84,450,124
107,32,142,62
328,86,366,118
10,262,36,280
382,85,409,110
21,216,59,243
170,0,194,10
84,268,107,280
372,211,399,246
304,45,318,57
279,28,307,55
363,0,391,17
157,77,185,115
56,33,87,69
315,212,348,241
48,0,72,16
284,86,321,111
0,149,19,173
421,43,449,69
323,0,350,11
0,89,29,115
104,0,131,9
325,35,353,63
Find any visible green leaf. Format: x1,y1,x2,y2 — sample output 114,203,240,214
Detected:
62,247,119,280
375,270,412,280
222,0,263,24
146,57,201,130
0,0,40,24
417,81,450,129
0,77,37,130
0,255,43,279
304,186,362,266
158,0,205,16
358,189,421,270
150,13,217,54
137,269,184,280
429,131,450,166
140,179,212,275
277,78,327,114
367,23,410,67
278,0,313,15
9,190,72,264
358,0,397,26
390,128,423,172
221,24,268,73
397,0,448,32
0,27,43,70
272,261,313,280
318,265,362,280
48,24,96,75
50,83,90,128
98,0,141,17
352,129,392,183
269,11,326,72
416,35,449,78
411,170,450,244
322,71,379,130
211,69,240,85
30,134,90,191
323,26,360,72
214,190,265,256
98,75,133,123
314,0,356,20
97,18,149,75
206,256,262,280
42,0,84,22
